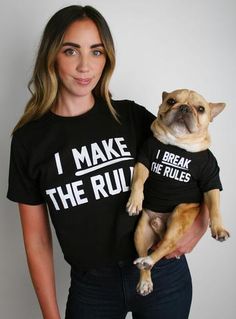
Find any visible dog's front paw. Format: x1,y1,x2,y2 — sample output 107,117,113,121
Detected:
134,256,154,270
137,279,153,296
211,226,230,242
126,191,143,216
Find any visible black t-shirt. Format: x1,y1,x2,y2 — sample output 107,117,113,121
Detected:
7,98,155,270
138,136,222,213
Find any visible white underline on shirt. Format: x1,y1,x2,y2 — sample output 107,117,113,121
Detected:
75,157,134,176
161,161,188,170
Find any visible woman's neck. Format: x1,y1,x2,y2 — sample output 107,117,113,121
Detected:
53,92,95,117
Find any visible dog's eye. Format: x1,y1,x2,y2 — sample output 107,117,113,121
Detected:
167,98,176,106
198,106,205,113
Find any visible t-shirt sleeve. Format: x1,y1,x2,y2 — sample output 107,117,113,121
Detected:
7,134,44,205
198,150,223,193
132,102,156,150
140,107,156,140
137,137,153,169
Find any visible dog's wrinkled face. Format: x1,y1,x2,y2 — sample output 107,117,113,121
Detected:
152,89,225,151
159,89,221,135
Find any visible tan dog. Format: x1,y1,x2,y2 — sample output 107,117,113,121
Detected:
126,89,230,296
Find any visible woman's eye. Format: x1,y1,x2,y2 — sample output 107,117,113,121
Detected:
64,48,77,56
92,50,103,56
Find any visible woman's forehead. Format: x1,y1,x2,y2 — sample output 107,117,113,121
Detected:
63,19,102,45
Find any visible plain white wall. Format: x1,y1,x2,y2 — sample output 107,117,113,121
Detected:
1,0,235,318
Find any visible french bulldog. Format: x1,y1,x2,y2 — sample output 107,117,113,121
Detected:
126,89,230,296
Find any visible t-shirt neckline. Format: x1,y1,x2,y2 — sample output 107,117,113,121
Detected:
48,97,103,120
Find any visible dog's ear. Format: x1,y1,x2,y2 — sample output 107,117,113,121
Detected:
209,103,226,121
162,91,168,101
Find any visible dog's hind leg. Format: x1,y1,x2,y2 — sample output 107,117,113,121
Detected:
136,203,200,270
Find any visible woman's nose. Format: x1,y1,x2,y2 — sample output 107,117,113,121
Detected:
76,55,90,73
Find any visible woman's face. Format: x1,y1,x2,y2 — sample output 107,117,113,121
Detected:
56,18,106,100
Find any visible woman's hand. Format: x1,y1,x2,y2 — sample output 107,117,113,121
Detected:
165,203,209,259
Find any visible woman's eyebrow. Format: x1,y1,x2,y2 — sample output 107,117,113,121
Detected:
91,43,104,48
62,42,104,48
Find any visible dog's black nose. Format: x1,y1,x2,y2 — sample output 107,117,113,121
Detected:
179,104,190,113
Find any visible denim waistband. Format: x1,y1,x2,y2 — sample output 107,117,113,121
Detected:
71,255,185,273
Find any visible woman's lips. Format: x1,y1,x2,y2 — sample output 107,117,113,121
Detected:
74,77,92,85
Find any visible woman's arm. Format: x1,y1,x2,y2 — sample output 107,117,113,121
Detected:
19,203,61,319
165,203,210,258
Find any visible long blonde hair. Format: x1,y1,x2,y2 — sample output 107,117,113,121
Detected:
13,5,117,132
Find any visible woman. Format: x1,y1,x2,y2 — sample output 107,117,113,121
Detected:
7,5,209,319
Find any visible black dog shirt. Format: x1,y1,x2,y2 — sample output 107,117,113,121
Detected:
138,136,222,213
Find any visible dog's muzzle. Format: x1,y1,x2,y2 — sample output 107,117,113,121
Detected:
179,104,191,114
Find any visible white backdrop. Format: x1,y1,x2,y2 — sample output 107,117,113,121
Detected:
1,0,235,318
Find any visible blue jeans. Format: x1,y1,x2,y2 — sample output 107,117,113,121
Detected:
65,256,192,319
